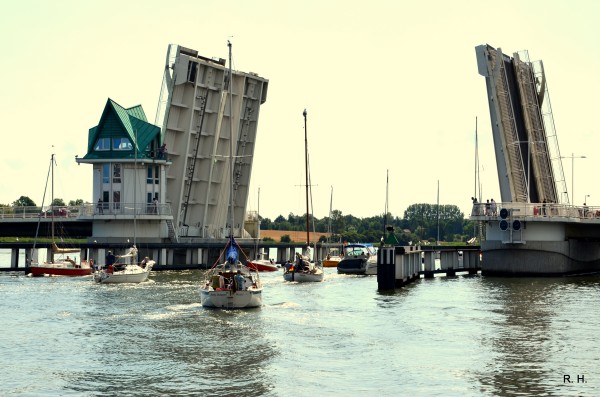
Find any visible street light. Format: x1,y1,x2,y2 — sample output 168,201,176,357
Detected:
561,153,587,206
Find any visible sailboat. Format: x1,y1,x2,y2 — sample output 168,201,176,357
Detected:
283,109,324,283
322,186,342,268
29,154,92,277
247,188,279,272
199,41,263,309
93,132,155,284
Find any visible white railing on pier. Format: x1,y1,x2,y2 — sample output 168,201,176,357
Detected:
0,203,172,220
471,202,600,221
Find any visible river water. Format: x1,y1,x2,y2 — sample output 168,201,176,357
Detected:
1,255,598,396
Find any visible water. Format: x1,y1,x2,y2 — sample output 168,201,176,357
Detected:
1,265,599,396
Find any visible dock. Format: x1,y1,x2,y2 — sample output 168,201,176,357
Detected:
377,245,482,290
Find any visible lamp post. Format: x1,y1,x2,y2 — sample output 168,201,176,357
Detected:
561,153,587,206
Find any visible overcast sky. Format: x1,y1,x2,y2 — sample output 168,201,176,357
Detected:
2,0,599,220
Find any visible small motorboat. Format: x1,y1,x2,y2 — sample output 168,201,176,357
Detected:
322,248,342,268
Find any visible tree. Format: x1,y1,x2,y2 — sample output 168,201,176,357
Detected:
68,199,85,206
280,234,292,243
51,198,66,207
13,196,36,207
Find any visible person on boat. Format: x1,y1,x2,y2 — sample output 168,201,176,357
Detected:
140,257,150,269
105,251,116,268
234,269,245,291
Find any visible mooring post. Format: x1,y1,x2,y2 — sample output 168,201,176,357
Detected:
377,247,396,290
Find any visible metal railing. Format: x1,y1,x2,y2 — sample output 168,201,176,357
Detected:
471,202,600,221
0,203,172,220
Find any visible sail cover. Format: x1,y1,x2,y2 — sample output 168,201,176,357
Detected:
226,237,238,264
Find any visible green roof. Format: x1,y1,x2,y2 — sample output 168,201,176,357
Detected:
82,98,161,161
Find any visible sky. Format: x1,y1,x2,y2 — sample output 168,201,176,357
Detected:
2,0,600,221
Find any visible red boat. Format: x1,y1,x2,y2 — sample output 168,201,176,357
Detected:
247,253,279,272
29,262,93,277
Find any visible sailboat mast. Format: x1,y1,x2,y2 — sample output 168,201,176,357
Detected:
228,41,235,238
134,130,137,245
303,109,310,247
51,153,55,244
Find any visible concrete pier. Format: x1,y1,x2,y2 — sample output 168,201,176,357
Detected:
378,245,482,290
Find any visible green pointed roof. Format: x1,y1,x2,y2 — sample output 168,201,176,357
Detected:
82,98,161,160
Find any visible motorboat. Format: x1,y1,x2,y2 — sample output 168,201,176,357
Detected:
337,244,378,275
322,248,342,268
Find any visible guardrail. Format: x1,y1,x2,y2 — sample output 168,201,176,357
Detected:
0,203,172,220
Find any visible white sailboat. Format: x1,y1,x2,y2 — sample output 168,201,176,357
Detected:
322,186,341,268
30,153,92,277
93,132,155,284
283,109,324,283
199,41,263,309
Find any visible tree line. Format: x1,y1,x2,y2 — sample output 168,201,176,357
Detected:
261,203,477,245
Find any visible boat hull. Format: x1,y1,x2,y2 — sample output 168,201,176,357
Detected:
30,266,92,277
337,258,378,275
322,258,341,268
200,287,263,309
247,261,279,272
94,264,153,284
283,269,324,282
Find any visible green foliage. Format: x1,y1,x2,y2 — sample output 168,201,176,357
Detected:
263,203,476,243
69,199,85,206
280,234,291,243
51,198,66,207
13,196,36,207
262,237,275,242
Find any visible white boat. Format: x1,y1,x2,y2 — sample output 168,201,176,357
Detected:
200,237,263,309
93,246,154,283
283,250,324,282
199,41,263,308
29,154,92,277
337,244,378,275
282,109,324,283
